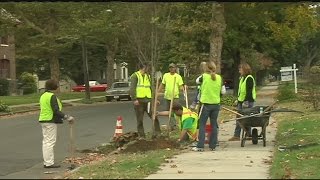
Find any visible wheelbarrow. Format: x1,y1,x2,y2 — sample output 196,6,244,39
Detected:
237,106,271,147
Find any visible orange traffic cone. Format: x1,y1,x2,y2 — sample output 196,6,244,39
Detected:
114,116,123,138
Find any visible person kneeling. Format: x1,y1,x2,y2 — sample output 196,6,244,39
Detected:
157,102,198,143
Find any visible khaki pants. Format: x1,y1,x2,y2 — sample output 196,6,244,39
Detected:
41,123,57,166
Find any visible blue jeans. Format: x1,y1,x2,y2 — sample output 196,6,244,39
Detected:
234,101,254,137
197,104,220,149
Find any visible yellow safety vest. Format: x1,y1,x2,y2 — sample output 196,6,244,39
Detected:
135,71,152,98
238,75,256,102
200,73,222,104
39,92,62,122
174,107,198,140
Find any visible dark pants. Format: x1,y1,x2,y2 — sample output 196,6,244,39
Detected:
234,101,254,137
134,100,161,137
197,104,220,149
166,98,180,130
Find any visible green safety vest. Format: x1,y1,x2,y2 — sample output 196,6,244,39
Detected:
174,107,198,140
135,71,152,98
238,75,256,102
200,73,222,104
39,92,62,122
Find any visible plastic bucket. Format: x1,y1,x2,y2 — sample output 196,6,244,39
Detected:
205,124,212,144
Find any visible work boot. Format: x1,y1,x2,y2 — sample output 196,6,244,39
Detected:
228,136,240,141
44,164,61,168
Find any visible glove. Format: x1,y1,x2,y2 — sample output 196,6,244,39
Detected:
64,115,75,123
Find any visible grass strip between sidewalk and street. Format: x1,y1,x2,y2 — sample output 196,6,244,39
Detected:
67,149,179,179
269,100,320,179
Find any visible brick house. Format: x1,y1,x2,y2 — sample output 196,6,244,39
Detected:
0,8,21,95
0,35,16,81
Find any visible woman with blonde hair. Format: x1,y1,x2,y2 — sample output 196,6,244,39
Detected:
192,61,223,151
228,62,256,141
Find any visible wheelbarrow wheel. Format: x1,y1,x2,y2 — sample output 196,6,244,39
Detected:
252,128,258,145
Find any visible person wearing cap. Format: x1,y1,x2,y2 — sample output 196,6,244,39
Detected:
130,62,161,139
158,63,185,130
156,102,198,143
158,63,185,109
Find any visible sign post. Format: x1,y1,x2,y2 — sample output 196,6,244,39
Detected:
280,64,298,93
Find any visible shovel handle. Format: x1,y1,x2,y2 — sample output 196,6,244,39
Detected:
263,100,279,114
222,106,244,117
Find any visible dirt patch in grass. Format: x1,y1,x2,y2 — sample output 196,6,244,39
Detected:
122,137,180,153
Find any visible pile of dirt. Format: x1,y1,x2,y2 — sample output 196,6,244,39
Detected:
121,137,180,153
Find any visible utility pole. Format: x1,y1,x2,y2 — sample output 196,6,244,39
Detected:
81,36,90,100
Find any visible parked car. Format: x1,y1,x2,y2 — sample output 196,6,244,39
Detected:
71,81,108,92
105,82,131,102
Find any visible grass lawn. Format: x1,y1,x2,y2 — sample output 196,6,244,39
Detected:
67,149,179,179
0,92,106,106
269,92,320,178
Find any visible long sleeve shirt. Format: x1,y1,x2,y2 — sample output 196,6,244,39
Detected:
129,72,152,103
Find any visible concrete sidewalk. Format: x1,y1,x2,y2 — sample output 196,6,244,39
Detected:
146,81,279,179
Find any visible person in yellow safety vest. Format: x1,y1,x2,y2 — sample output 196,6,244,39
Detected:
157,102,198,143
192,61,223,152
39,79,75,169
158,63,185,109
229,62,256,141
130,62,161,139
158,63,185,131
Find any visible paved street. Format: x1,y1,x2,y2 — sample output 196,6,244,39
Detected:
0,90,198,179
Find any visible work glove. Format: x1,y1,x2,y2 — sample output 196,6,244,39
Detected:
64,115,75,124
233,100,238,107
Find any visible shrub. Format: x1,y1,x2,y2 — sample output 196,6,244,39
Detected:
302,66,320,110
277,83,297,101
0,100,11,113
18,72,37,95
0,79,9,96
221,94,237,106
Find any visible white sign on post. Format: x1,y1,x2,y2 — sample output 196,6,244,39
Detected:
280,66,293,81
279,64,299,93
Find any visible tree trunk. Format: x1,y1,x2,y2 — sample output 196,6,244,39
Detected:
209,2,226,74
232,50,241,96
49,54,60,92
106,38,119,86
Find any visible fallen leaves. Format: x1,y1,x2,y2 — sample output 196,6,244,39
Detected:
63,153,106,166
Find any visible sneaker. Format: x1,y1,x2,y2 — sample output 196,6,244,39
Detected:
189,142,198,147
44,164,61,168
228,136,240,141
209,148,216,151
191,147,204,152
